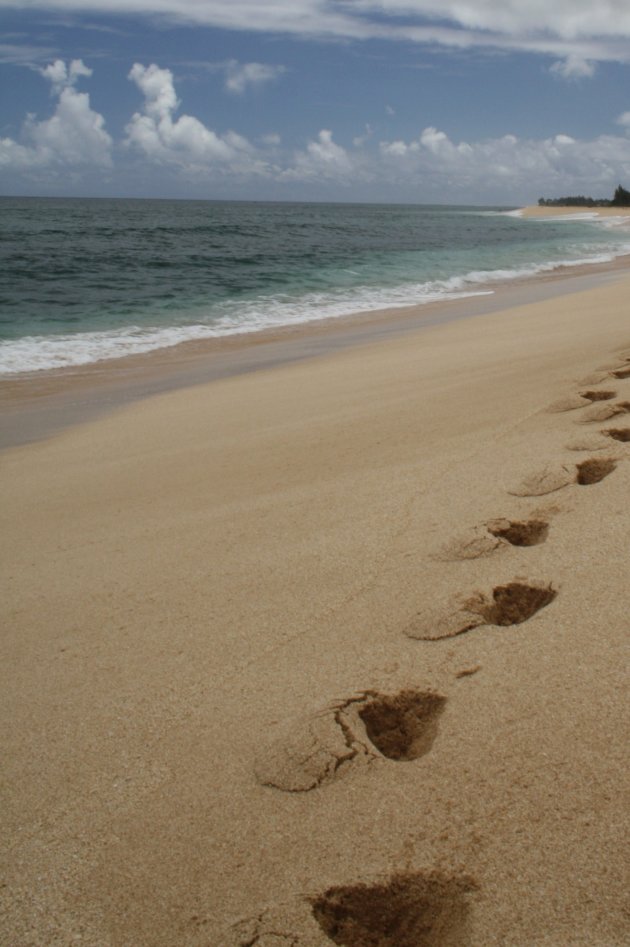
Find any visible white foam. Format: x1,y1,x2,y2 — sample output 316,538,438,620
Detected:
2,245,629,375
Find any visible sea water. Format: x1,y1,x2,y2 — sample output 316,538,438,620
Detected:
1,197,629,375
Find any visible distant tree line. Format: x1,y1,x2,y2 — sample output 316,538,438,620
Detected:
538,185,630,207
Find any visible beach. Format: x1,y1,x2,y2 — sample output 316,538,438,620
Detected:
2,219,630,945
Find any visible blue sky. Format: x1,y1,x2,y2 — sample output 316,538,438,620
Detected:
1,1,629,203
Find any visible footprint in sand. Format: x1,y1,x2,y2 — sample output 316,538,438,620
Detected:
253,690,447,792
311,871,476,947
510,456,618,495
437,517,549,561
225,870,476,946
546,390,616,413
405,579,557,641
577,401,629,424
611,366,630,379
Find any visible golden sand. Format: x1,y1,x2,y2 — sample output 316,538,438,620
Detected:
2,272,630,945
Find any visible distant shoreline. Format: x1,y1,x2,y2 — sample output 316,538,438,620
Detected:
519,204,630,219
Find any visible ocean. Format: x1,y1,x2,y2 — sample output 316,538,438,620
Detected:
1,197,629,376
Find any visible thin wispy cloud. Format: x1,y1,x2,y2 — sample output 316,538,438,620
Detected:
2,0,629,73
0,42,58,64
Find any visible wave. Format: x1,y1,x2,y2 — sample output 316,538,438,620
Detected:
2,245,629,375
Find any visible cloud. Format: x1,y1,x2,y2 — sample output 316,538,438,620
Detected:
0,43,57,64
0,58,112,171
0,1,629,70
3,58,629,200
224,61,286,95
41,57,92,91
125,62,270,175
377,125,630,199
550,54,596,80
281,129,362,184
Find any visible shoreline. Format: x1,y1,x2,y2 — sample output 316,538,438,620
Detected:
2,247,629,449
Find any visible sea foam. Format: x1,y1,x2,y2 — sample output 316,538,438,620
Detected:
2,247,628,375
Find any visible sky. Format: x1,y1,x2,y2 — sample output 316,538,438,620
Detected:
1,0,629,203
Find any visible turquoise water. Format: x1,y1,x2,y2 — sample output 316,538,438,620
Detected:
1,198,629,374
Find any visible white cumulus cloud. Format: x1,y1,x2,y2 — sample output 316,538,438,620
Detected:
282,129,363,184
0,58,112,172
125,62,270,175
378,125,630,200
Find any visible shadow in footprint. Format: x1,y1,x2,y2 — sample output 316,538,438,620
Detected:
358,691,445,762
576,458,616,485
473,582,556,626
487,518,548,547
311,872,476,947
579,389,616,402
612,367,630,379
605,428,630,443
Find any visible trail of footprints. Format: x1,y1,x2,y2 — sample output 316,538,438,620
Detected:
229,349,630,947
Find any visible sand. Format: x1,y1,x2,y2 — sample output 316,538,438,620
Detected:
520,204,630,219
2,268,630,945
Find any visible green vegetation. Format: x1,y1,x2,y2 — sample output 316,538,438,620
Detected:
538,184,630,207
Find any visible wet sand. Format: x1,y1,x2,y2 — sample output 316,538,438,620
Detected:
1,259,630,945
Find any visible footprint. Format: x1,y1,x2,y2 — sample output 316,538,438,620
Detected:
547,390,617,413
311,871,476,947
510,457,617,495
254,690,446,792
438,517,549,560
486,517,548,547
605,427,630,443
575,457,616,485
611,367,630,379
577,402,628,424
405,580,557,641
